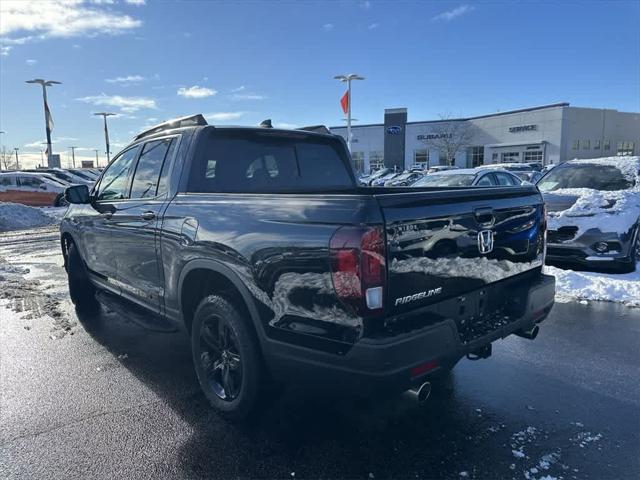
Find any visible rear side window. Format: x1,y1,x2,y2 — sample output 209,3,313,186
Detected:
495,172,517,186
18,176,44,188
476,174,494,186
130,138,173,199
187,130,354,193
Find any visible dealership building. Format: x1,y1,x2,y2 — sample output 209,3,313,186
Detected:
329,102,640,173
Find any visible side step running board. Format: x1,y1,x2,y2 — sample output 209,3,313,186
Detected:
96,291,178,333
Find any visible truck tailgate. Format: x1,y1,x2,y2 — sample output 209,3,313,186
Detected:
376,186,545,315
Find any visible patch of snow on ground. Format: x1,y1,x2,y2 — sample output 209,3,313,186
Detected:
546,264,640,307
0,202,65,231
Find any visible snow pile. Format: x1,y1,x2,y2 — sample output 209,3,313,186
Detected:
546,264,640,307
0,202,63,232
546,156,640,236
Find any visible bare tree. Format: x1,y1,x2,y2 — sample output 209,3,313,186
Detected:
0,147,17,170
418,114,475,167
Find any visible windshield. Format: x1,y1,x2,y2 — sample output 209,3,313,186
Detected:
413,173,476,187
538,164,635,192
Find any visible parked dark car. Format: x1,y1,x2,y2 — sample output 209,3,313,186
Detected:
61,114,555,419
538,157,640,272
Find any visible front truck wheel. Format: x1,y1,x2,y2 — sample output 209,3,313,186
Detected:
191,295,264,421
66,242,100,313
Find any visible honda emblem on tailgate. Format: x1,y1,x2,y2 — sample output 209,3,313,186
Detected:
477,230,494,254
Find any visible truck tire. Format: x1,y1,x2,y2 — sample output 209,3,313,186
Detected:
191,294,263,421
66,242,99,313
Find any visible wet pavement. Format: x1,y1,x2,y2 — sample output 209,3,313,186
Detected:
1,227,639,480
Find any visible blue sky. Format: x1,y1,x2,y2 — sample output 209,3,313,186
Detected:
1,0,639,167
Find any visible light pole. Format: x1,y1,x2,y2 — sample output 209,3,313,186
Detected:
94,112,115,163
69,146,77,168
94,149,99,167
0,131,5,171
26,79,61,167
13,147,20,170
334,74,364,152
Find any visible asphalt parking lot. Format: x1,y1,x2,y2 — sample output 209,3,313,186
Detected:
1,227,639,480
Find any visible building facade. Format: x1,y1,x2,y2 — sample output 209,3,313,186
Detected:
330,103,640,173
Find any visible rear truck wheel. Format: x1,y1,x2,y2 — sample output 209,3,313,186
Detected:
66,242,99,313
191,295,263,421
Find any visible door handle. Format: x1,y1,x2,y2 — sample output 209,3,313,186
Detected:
141,211,156,221
100,212,113,220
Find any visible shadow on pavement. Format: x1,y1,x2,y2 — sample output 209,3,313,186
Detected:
75,305,512,479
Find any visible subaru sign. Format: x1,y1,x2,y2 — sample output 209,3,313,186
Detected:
386,126,402,135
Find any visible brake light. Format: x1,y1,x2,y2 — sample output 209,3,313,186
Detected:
329,225,386,316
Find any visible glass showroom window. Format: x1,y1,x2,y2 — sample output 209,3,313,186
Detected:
572,140,579,150
413,149,428,168
501,152,520,163
351,151,365,173
524,151,543,162
583,140,590,150
594,140,601,150
467,146,484,167
604,139,610,150
369,151,384,171
617,141,635,156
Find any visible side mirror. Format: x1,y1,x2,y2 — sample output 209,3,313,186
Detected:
65,184,90,204
39,184,47,190
521,180,533,186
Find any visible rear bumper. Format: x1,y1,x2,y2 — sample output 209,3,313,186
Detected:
264,274,555,394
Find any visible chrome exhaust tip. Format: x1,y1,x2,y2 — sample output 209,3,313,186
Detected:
515,324,539,340
408,381,432,404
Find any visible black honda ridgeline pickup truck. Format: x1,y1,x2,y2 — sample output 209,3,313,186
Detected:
61,114,555,419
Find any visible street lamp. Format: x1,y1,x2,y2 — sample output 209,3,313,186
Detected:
0,131,5,171
13,147,20,170
69,146,77,168
94,112,115,163
334,74,364,152
25,79,61,167
94,149,99,167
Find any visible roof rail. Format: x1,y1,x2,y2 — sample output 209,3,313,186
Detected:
297,125,332,135
134,114,208,141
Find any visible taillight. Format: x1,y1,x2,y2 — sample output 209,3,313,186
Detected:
329,225,386,316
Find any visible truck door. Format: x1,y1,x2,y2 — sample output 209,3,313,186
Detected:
108,137,177,314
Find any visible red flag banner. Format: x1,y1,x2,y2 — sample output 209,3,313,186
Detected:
340,90,349,114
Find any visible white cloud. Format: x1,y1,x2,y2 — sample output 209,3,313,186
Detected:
231,93,266,101
231,85,246,93
274,122,299,130
77,93,157,112
323,23,334,31
368,23,379,30
124,0,146,5
177,85,217,98
432,4,474,22
204,112,245,122
1,46,11,55
105,74,145,84
361,1,371,10
0,0,143,51
25,58,37,65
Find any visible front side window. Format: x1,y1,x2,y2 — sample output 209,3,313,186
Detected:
96,146,140,201
413,173,476,187
0,176,16,187
130,138,173,199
